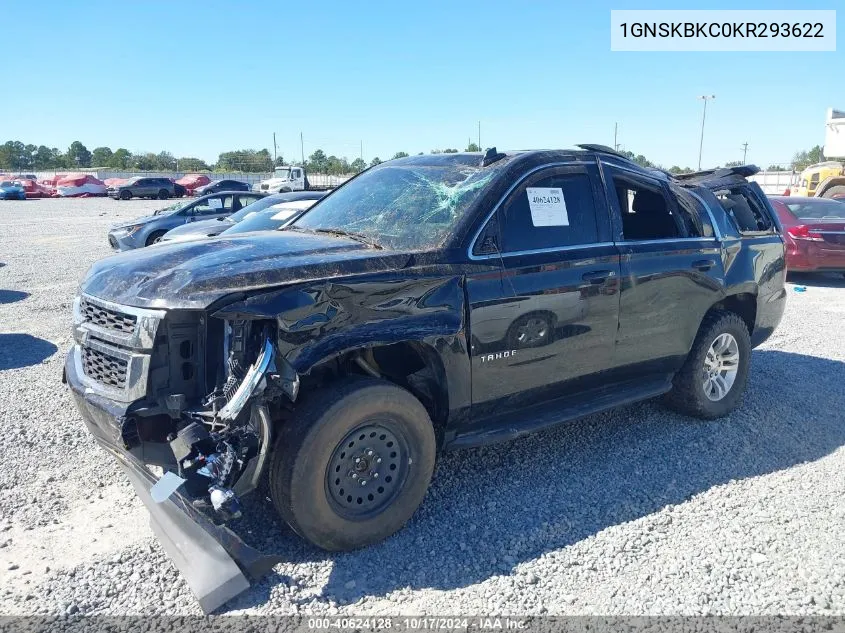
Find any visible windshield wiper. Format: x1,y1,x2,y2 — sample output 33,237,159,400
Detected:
313,228,382,249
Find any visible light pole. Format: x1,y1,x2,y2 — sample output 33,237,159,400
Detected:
698,95,715,170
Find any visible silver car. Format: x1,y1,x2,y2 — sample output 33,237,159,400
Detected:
107,192,265,250
159,191,326,245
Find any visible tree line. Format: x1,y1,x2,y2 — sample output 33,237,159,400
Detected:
2,138,828,176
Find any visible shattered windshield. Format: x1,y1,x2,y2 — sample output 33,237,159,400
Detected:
292,162,497,250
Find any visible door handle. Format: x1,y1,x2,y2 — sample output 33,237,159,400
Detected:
582,270,614,285
692,259,715,271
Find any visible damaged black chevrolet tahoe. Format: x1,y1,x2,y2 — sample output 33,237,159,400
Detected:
65,146,786,611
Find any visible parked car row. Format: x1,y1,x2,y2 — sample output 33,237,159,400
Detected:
107,190,326,250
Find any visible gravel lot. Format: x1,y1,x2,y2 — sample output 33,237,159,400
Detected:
1,197,844,617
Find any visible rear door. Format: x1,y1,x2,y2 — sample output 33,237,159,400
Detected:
600,162,725,376
466,162,620,418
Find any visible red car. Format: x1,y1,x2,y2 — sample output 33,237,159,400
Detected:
769,196,845,275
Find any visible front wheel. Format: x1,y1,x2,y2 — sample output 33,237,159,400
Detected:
663,311,751,419
269,377,436,551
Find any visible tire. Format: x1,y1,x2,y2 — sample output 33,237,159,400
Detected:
663,310,751,419
269,377,436,551
158,189,170,200
145,231,167,246
820,185,845,199
506,312,554,349
279,187,292,193
119,190,131,200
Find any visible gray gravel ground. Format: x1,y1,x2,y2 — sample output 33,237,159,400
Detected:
0,197,844,617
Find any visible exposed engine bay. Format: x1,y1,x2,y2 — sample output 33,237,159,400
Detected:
149,319,290,521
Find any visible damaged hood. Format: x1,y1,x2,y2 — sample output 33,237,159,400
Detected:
81,232,412,309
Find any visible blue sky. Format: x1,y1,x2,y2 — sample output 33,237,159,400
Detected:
2,0,842,169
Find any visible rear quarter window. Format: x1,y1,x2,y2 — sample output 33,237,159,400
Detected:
714,186,775,234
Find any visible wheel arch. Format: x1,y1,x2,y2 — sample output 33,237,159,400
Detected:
707,291,757,336
816,175,845,197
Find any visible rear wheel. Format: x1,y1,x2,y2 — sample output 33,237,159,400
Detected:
506,313,553,348
663,311,751,419
158,189,170,200
119,190,131,200
269,377,436,551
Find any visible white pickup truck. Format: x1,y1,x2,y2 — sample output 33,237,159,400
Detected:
253,166,320,193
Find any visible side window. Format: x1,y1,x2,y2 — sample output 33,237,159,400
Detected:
221,195,235,210
136,179,149,187
495,171,600,253
237,194,257,209
611,174,683,240
292,169,301,179
194,197,225,215
713,186,774,233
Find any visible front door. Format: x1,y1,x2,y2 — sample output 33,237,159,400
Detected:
466,163,620,419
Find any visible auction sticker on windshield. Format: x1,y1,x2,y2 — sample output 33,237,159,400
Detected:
527,187,569,226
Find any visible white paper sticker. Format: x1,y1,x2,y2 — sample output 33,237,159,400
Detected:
208,198,223,209
526,187,568,226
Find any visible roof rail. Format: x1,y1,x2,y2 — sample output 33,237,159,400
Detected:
674,165,760,181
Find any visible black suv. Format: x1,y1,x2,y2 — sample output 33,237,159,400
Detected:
65,147,786,612
108,177,177,200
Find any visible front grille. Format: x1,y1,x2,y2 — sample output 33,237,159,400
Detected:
81,346,128,389
80,298,136,334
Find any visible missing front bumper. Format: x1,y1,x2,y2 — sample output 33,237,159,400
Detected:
65,353,281,614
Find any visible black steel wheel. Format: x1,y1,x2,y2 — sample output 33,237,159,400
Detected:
326,422,411,520
269,377,436,551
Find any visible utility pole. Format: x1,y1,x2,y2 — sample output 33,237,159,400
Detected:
360,140,363,162
300,132,304,166
614,122,618,151
478,121,481,150
697,95,716,171
741,142,749,164
273,133,277,163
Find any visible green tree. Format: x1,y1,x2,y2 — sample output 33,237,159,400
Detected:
620,150,654,168
0,141,27,170
350,158,366,173
443,148,458,153
274,155,286,167
133,153,158,171
767,164,788,171
176,157,210,172
791,145,825,171
465,142,480,152
391,151,409,160
91,147,113,167
369,157,382,167
216,149,273,172
307,149,329,173
109,148,132,169
33,145,56,169
66,141,92,168
724,160,743,168
668,165,694,174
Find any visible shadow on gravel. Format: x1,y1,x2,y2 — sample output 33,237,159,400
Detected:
0,333,58,370
0,289,29,304
788,272,845,288
224,349,845,611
